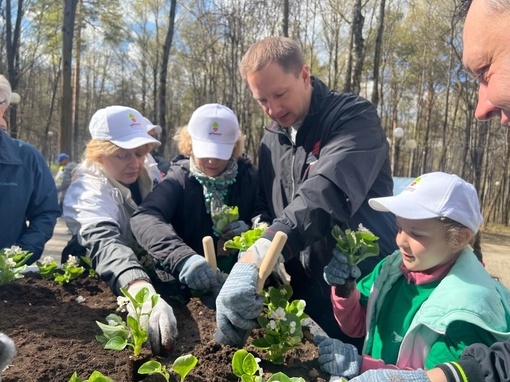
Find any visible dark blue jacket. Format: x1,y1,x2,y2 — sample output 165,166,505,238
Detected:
0,131,60,263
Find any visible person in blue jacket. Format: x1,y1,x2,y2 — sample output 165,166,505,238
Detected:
0,74,60,262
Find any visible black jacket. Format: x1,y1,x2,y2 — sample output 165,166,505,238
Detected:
131,155,258,282
258,77,398,282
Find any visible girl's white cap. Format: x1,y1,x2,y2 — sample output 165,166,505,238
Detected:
369,172,483,233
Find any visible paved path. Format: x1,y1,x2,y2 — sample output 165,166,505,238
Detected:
42,219,510,287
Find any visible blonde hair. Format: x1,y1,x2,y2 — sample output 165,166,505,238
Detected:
239,37,305,79
84,140,151,166
173,125,245,160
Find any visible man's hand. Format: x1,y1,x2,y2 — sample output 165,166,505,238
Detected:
220,220,249,241
215,262,264,347
323,248,361,286
314,335,362,378
176,254,223,291
126,281,178,355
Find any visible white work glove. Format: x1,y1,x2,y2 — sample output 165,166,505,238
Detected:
126,281,178,355
0,332,16,379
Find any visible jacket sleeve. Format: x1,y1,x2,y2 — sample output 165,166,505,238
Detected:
63,175,148,294
131,170,197,275
262,96,392,259
19,145,60,263
437,339,510,381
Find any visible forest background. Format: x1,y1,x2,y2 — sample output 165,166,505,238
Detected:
0,0,508,227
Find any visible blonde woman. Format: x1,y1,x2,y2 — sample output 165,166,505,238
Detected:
131,103,258,292
63,105,177,355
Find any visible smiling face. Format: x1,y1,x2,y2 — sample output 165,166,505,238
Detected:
463,0,510,125
395,217,468,272
194,156,229,177
99,147,148,185
246,62,313,128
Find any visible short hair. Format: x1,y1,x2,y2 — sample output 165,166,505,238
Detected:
239,36,305,79
459,0,510,18
173,125,245,160
84,139,151,166
0,75,12,106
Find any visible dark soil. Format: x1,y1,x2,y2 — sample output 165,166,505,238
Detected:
0,273,328,382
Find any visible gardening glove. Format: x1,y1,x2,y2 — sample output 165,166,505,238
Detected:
314,335,362,378
220,220,249,241
0,333,16,376
238,237,289,284
126,281,178,355
215,262,264,347
323,248,361,286
176,254,223,292
350,369,430,382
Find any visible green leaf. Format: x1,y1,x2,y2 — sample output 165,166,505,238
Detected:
68,372,83,382
267,372,294,382
241,352,259,376
251,337,271,349
172,354,198,381
87,371,114,382
104,336,128,351
138,360,162,375
232,349,250,377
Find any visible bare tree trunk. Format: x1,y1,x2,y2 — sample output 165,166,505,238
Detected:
42,64,62,160
72,0,83,160
282,0,289,37
5,0,23,139
351,0,365,95
61,0,78,156
371,0,386,107
158,0,177,157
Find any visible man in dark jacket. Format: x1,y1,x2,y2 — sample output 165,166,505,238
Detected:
0,75,60,262
215,37,397,348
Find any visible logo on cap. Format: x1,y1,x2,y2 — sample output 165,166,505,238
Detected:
128,113,136,123
210,121,221,136
405,176,422,192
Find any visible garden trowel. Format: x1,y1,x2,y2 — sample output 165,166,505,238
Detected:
200,235,220,309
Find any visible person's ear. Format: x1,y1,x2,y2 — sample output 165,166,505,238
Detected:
300,65,310,84
452,228,473,252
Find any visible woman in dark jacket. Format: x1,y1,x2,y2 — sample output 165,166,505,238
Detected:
131,103,258,291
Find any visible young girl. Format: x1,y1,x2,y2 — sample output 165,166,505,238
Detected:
315,172,510,378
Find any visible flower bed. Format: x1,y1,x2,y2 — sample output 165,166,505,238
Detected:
0,273,328,381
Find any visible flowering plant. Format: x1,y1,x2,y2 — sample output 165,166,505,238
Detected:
232,349,305,381
36,255,59,278
54,255,85,284
0,245,32,284
251,284,308,364
331,224,380,267
96,286,158,356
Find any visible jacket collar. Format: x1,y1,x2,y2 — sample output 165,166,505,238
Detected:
0,130,23,165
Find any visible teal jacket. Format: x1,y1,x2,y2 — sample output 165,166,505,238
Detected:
363,248,510,368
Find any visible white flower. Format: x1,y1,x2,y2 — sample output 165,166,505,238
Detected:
67,255,79,267
269,307,287,321
4,245,22,256
75,296,85,303
5,258,16,268
266,320,277,330
107,319,118,326
41,256,55,266
289,321,296,334
280,288,287,297
357,223,373,234
116,296,130,312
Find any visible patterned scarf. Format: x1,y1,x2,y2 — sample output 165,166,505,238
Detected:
189,156,238,217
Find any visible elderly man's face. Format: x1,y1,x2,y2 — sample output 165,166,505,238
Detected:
463,0,510,125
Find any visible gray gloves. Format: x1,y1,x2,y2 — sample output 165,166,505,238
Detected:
176,254,223,292
215,262,264,347
220,220,249,241
126,281,178,355
324,248,361,286
0,332,16,379
314,335,362,378
349,369,430,382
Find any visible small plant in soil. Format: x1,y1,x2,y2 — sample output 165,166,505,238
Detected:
251,284,308,364
0,245,32,284
96,286,158,356
68,370,113,381
331,224,379,297
139,354,198,382
232,349,305,382
223,222,269,251
54,254,86,284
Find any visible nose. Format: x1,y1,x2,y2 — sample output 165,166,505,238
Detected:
265,99,282,119
127,154,140,168
475,82,501,121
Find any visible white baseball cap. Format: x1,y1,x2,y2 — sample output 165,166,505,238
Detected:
187,103,240,160
369,172,483,233
144,117,162,135
88,106,160,149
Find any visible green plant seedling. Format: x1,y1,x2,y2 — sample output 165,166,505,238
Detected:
68,370,114,382
232,349,264,382
267,373,305,382
35,255,59,278
0,246,32,284
54,255,85,284
212,205,239,234
223,222,268,251
331,224,380,266
138,360,170,381
172,354,198,381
